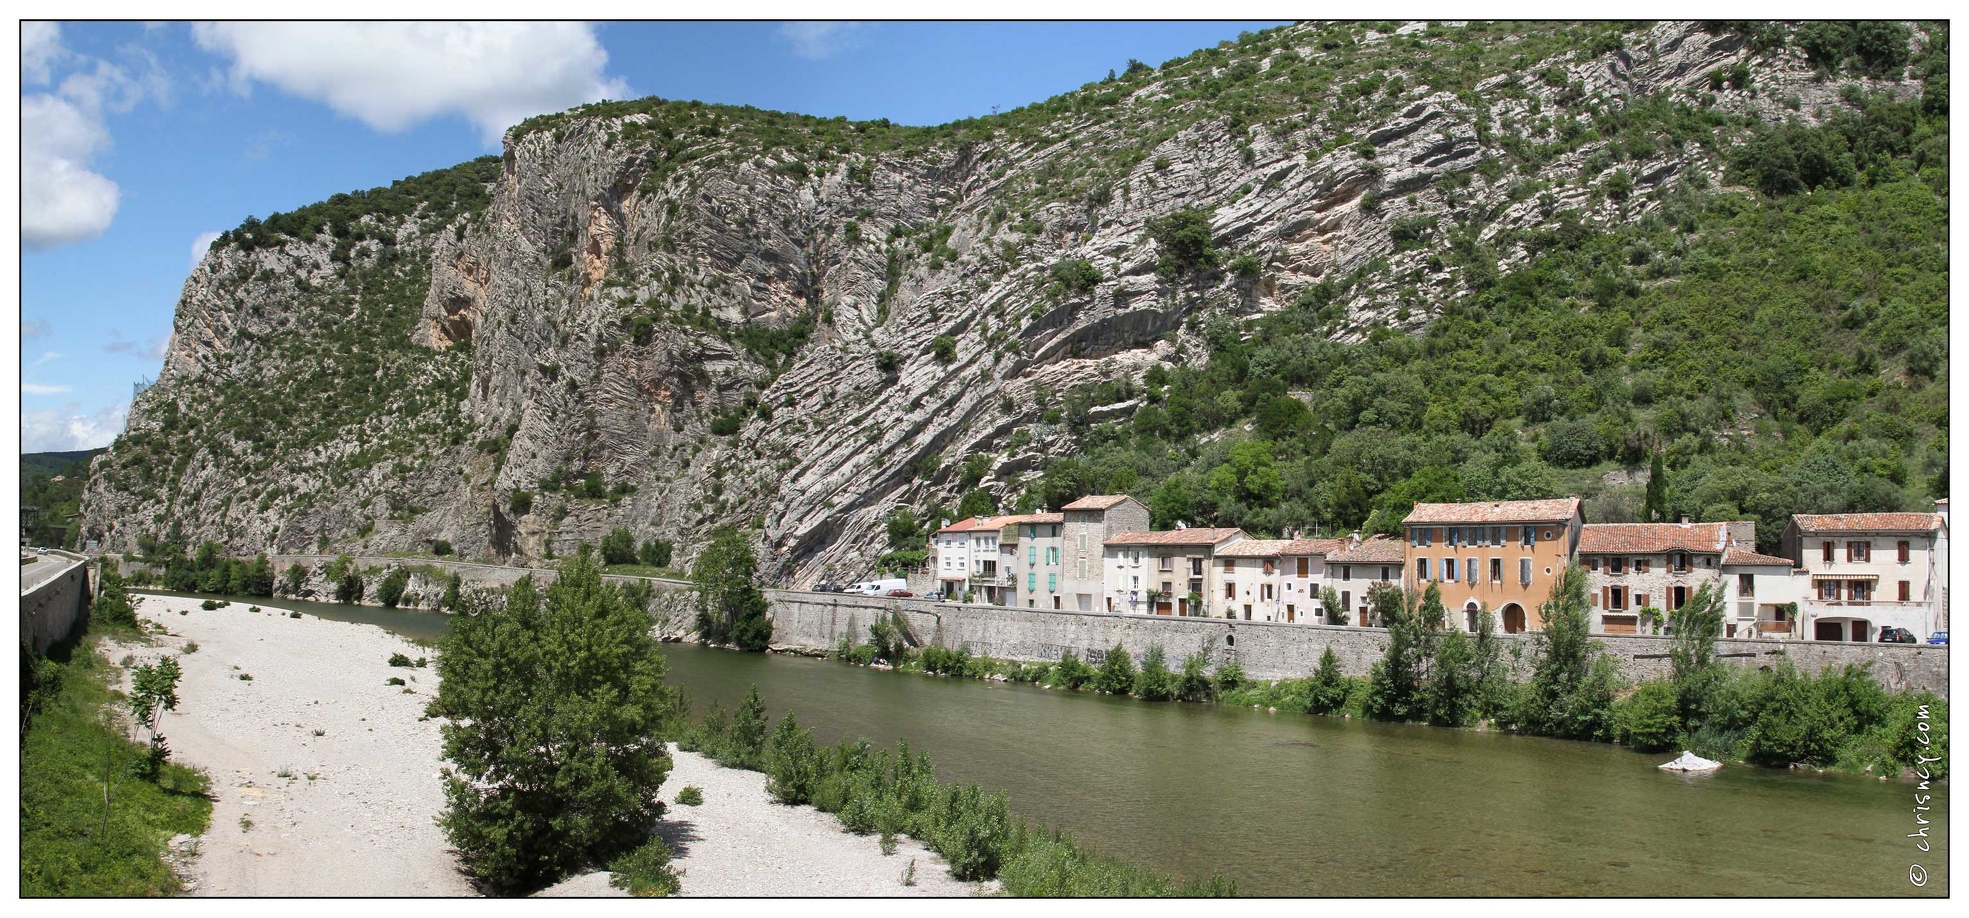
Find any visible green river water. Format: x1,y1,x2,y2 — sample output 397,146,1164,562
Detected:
139,590,1948,896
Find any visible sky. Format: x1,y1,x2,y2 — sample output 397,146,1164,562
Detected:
18,20,1283,453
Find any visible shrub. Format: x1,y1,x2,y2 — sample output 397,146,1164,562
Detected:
376,568,410,608
1614,679,1683,752
1176,652,1215,702
874,350,901,374
431,540,453,556
1227,253,1262,281
931,335,958,364
1146,208,1218,279
676,786,704,806
432,547,677,894
200,599,222,611
508,491,534,516
931,783,1012,881
764,714,822,805
638,539,673,569
718,685,770,770
1050,650,1093,690
1132,645,1177,701
1049,259,1102,293
388,653,414,668
1305,646,1349,715
386,677,406,686
1213,659,1247,695
607,839,681,897
601,528,638,566
1092,643,1137,694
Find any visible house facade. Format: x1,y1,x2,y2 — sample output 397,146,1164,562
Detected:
1002,513,1065,608
1278,537,1344,624
1720,542,1804,639
1402,498,1583,633
1060,495,1152,613
1102,528,1247,616
1216,539,1294,622
1780,512,1944,641
933,517,987,595
1324,535,1404,626
1580,522,1733,634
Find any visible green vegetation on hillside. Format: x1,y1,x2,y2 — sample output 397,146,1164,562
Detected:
1007,82,1947,552
216,156,502,251
21,449,104,549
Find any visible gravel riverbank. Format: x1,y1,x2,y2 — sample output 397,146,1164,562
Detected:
121,593,989,897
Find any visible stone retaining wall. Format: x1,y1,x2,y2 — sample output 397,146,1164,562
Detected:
765,591,1949,698
22,554,92,654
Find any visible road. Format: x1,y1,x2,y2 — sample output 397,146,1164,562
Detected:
19,553,84,593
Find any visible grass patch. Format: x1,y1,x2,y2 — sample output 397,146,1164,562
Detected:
20,627,214,896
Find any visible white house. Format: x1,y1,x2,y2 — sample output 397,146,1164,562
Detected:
1278,537,1344,624
1059,495,1151,613
1216,539,1293,622
1780,511,1945,642
1102,528,1247,617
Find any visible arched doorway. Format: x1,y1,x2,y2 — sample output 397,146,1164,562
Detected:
1464,601,1481,633
1501,603,1527,634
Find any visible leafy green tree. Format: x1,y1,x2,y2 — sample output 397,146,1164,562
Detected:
723,685,770,770
1668,582,1729,725
764,712,822,805
279,563,308,597
1255,396,1312,441
955,488,996,520
1305,646,1349,714
1512,567,1620,741
1213,659,1247,695
638,539,674,569
1425,627,1481,727
127,657,183,780
441,573,464,611
601,528,638,566
433,547,676,894
1614,679,1684,752
1176,652,1215,702
691,528,774,651
91,570,138,629
332,558,365,605
1133,644,1177,701
1146,208,1218,279
1645,453,1668,523
1051,649,1093,690
1319,585,1348,625
1093,643,1137,694
1365,584,1431,721
377,568,411,608
1049,258,1102,293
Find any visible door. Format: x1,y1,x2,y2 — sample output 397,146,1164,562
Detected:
1155,601,1173,616
1502,604,1527,634
1815,621,1845,641
1851,620,1868,642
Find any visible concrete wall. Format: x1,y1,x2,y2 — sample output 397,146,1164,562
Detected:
765,590,1949,699
21,553,92,654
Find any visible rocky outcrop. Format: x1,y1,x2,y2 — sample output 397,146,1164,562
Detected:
79,21,1929,585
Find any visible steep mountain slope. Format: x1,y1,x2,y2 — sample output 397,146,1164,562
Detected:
80,20,1946,580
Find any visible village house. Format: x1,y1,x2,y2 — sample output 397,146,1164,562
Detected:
1059,495,1152,613
1720,540,1805,639
1402,498,1583,633
1780,510,1945,642
1278,537,1345,624
1322,534,1404,626
1102,528,1247,616
1002,513,1066,608
1579,521,1744,634
1216,539,1294,622
932,516,988,596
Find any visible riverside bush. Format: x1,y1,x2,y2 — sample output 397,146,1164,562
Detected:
1305,646,1350,715
1051,650,1094,689
1132,644,1178,701
607,839,681,896
1176,652,1215,702
1093,643,1136,694
1614,679,1684,752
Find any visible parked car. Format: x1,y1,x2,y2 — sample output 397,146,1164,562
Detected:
886,589,914,598
1878,626,1918,644
812,583,843,593
924,591,945,602
1928,631,1949,645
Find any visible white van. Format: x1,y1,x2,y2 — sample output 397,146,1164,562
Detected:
849,578,907,596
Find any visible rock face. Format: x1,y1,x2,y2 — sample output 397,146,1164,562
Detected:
79,21,1929,584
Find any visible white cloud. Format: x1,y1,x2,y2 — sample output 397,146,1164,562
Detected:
22,21,62,84
191,230,222,271
192,22,627,144
20,29,166,249
22,401,128,452
23,316,52,339
104,332,172,360
22,383,72,394
775,22,867,61
33,351,64,367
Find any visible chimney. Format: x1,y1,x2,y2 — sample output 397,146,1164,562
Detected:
1349,530,1362,549
1680,514,1691,525
1175,521,1187,530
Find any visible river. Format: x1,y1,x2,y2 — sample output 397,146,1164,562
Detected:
141,589,1947,896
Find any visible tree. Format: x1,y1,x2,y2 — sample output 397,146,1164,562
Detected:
1645,453,1668,523
638,539,673,569
433,547,677,894
333,558,365,605
1668,581,1729,725
601,528,638,566
1319,585,1349,625
1513,567,1620,741
1176,652,1215,702
1256,396,1312,440
1133,644,1177,701
127,657,182,780
691,528,774,651
955,488,996,520
1093,643,1136,694
724,685,770,770
441,573,464,611
1146,208,1219,279
1305,646,1349,714
244,554,275,597
377,568,411,608
91,571,137,628
1365,584,1432,721
1049,258,1102,294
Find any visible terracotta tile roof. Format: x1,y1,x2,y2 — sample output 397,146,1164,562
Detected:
1329,535,1405,563
936,517,989,534
1061,494,1137,511
1215,539,1295,558
993,513,1063,529
1723,545,1795,567
1792,512,1941,533
1403,497,1581,525
1280,537,1345,556
1105,528,1246,547
1578,522,1730,555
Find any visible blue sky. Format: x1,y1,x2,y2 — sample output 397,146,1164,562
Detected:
19,20,1283,453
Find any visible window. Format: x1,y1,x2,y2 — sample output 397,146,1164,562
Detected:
1161,581,1172,594
1417,558,1431,582
1738,573,1755,597
1490,526,1504,546
1078,532,1088,550
1671,586,1687,610
1608,586,1628,610
1522,527,1536,547
1078,560,1087,579
1846,541,1870,562
1849,581,1870,603
1634,558,1650,574
1341,565,1351,581
1636,593,1649,610
1822,541,1834,562
1490,558,1503,583
1225,582,1236,599
1899,580,1911,602
1671,553,1688,573
1609,557,1626,575
1444,557,1458,582
1413,528,1432,548
1160,555,1173,571
1263,584,1274,600
1223,558,1235,573
1341,590,1352,612
1263,559,1275,575
1588,557,1600,572
1818,580,1840,601
1898,540,1911,564
1050,525,1059,537
1048,574,1056,592
1029,546,1036,565
1381,566,1392,581
1131,575,1139,588
1467,558,1479,584
1028,573,1036,591
1519,558,1533,585
1297,557,1310,578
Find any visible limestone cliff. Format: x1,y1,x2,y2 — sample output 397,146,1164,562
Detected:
79,21,1933,583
